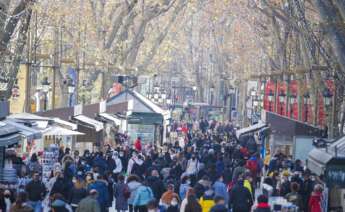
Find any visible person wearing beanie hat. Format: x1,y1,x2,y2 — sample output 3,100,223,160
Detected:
76,190,100,212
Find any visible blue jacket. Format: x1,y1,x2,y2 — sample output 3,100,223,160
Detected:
179,183,190,200
88,180,110,206
213,180,229,203
133,185,154,206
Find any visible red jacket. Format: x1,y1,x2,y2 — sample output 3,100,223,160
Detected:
134,139,142,152
308,192,322,212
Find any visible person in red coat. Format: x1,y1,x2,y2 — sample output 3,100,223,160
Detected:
134,137,142,152
308,184,323,212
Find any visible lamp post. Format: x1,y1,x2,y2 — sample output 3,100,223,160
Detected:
323,88,332,107
41,77,50,111
210,85,215,105
278,90,286,115
289,94,297,118
67,78,75,107
192,86,197,102
268,89,274,111
303,92,310,122
11,79,20,100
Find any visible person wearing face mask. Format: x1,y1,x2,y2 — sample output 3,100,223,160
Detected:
186,154,199,185
160,184,179,209
179,176,191,201
112,152,123,180
69,176,87,212
127,152,138,175
166,197,179,212
212,175,228,205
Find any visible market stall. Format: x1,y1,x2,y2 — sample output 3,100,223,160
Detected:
307,136,345,211
71,114,104,151
107,89,171,145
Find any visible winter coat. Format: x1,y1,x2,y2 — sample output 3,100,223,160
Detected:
76,196,101,212
253,203,271,212
50,177,71,200
133,185,154,206
147,176,165,200
308,192,322,212
229,182,253,212
69,187,87,207
134,139,142,152
25,180,46,201
114,182,129,210
213,181,229,203
179,183,190,200
199,192,215,212
127,181,142,205
87,180,110,207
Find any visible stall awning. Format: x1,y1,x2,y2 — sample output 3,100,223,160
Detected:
307,148,333,176
53,118,78,130
98,113,122,126
43,126,84,136
3,119,42,140
236,121,267,139
73,115,103,132
0,122,21,147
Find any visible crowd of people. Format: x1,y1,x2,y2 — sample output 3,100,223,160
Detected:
0,119,325,212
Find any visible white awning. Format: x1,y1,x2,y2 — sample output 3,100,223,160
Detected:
98,113,123,126
307,148,333,176
53,118,78,130
236,121,267,139
73,115,104,132
43,126,84,136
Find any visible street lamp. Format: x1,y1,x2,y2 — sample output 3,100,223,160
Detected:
304,92,310,122
67,78,75,107
278,90,286,115
268,89,274,111
289,93,297,118
210,85,215,105
41,77,50,111
11,79,19,99
323,88,333,107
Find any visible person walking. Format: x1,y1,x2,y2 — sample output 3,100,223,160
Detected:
69,177,87,212
76,190,101,212
134,137,142,152
25,172,46,212
183,189,201,212
229,179,253,212
199,187,215,212
113,175,129,212
308,184,323,212
132,181,154,212
87,175,109,212
127,175,142,212
212,175,228,205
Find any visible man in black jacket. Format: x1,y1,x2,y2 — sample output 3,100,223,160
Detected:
147,169,165,200
229,179,253,212
25,172,47,212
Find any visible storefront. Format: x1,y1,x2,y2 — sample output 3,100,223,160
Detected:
307,136,345,211
7,113,84,154
262,111,323,157
107,89,171,145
